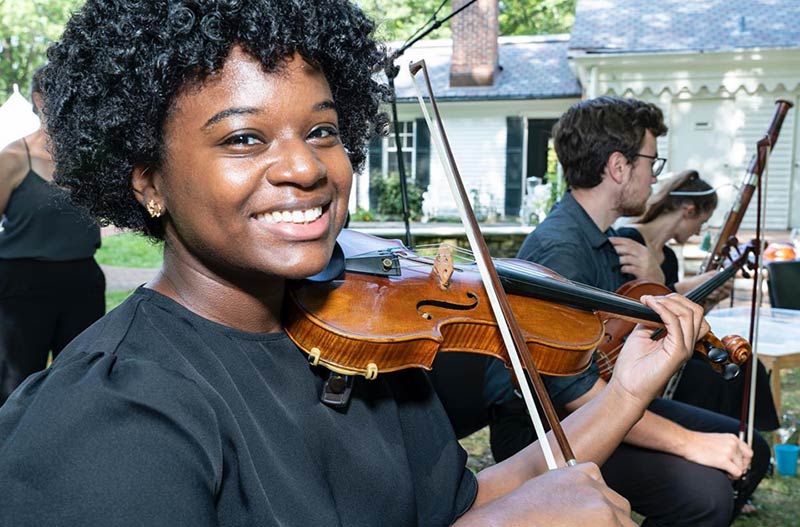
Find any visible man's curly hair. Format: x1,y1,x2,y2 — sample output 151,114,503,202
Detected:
552,96,668,190
41,0,388,238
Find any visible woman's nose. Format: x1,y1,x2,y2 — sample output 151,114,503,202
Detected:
267,138,327,187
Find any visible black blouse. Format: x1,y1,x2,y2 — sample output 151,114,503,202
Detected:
0,287,477,526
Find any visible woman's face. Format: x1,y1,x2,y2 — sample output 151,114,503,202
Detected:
674,206,713,244
155,48,352,283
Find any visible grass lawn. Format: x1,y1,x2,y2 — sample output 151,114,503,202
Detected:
105,289,135,312
96,232,163,268
100,232,162,310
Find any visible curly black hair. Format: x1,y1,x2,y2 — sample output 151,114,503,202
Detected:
552,96,668,190
41,0,388,238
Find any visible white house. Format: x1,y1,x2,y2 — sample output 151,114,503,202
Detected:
358,0,800,230
569,0,800,230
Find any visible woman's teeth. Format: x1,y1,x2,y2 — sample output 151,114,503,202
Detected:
256,206,323,224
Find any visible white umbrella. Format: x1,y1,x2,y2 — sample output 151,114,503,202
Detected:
0,84,40,151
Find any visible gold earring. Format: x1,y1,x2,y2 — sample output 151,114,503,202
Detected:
146,199,164,218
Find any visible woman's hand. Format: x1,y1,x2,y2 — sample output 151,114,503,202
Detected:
460,462,636,527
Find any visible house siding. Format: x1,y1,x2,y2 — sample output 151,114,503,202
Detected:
624,88,797,230
357,98,577,220
425,113,508,219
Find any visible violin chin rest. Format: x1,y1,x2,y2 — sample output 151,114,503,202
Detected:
304,242,345,283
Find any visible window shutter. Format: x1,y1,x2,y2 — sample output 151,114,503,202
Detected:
505,117,524,217
368,134,382,210
415,118,431,192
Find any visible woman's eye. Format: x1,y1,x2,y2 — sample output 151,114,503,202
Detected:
309,126,340,140
224,134,261,146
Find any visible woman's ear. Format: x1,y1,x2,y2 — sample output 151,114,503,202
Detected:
682,203,698,218
32,92,45,115
132,165,166,218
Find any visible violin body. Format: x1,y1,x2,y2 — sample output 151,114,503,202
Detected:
284,230,602,379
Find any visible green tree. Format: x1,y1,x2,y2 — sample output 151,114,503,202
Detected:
0,0,83,97
499,0,576,35
358,0,453,42
359,0,576,42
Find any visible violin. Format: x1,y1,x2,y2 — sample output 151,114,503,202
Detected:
285,229,602,379
597,244,756,382
284,229,745,381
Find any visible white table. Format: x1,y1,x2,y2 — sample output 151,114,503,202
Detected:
704,307,800,418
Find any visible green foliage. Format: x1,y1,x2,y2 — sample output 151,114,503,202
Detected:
372,172,424,220
351,206,376,222
358,0,453,42
543,139,566,215
95,232,163,269
3,0,577,96
105,290,134,312
358,0,576,41
0,0,84,97
498,0,576,35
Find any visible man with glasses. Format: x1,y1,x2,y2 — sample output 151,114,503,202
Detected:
463,96,768,526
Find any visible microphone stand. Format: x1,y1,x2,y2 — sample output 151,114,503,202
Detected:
383,0,479,249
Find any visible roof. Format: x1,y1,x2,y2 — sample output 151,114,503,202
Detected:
391,35,582,102
570,0,800,55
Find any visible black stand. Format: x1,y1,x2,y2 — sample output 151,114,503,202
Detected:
381,0,479,249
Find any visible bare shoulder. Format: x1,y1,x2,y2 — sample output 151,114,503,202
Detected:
0,139,30,188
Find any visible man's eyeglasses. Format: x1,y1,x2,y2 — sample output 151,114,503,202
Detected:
633,154,667,177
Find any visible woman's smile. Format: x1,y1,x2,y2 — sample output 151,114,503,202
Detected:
251,204,332,241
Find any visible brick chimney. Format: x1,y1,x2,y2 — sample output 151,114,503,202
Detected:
450,0,499,87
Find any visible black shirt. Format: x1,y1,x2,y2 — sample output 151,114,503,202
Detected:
515,192,634,406
0,287,477,526
616,226,679,290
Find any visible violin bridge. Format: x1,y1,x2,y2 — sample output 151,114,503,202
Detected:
432,244,455,290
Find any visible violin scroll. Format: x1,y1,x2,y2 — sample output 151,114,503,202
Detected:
721,334,752,366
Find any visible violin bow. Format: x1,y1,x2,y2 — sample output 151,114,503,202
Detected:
740,137,772,448
409,59,574,469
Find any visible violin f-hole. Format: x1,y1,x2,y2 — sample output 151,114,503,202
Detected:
417,292,480,320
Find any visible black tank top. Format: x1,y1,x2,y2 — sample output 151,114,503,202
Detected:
0,139,100,261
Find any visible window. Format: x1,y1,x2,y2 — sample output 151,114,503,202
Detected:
384,120,415,180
